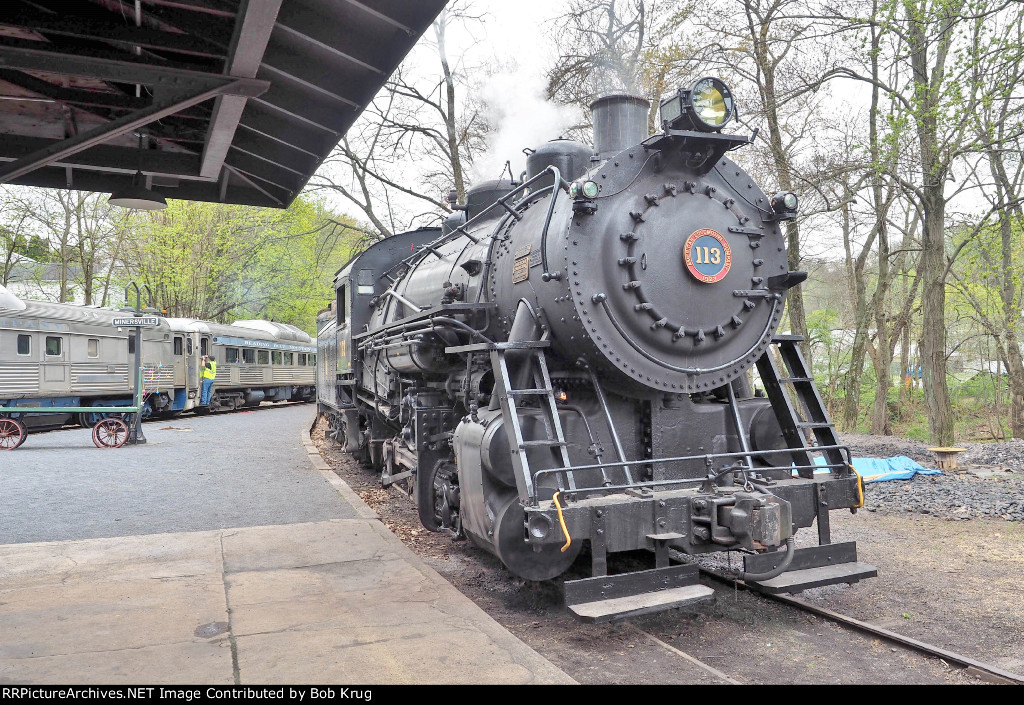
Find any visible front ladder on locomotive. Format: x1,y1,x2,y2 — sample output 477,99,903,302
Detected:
745,334,877,594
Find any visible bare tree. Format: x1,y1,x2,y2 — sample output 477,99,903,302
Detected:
948,8,1024,436
823,0,1019,444
310,4,486,236
546,0,701,132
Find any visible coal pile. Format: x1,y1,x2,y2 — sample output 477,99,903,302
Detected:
839,433,1024,523
959,438,1024,470
862,473,1024,522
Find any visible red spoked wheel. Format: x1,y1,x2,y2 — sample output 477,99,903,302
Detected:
92,418,129,449
0,418,26,450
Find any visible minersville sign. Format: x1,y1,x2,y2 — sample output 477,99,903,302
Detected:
112,317,160,327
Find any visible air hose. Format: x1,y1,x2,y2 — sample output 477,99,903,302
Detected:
739,536,796,582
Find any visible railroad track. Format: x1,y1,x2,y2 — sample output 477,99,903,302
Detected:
686,566,1024,685
617,572,1023,685
315,427,1023,685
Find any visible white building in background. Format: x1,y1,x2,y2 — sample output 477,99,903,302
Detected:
0,254,86,305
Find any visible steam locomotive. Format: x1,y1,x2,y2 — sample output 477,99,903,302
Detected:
317,78,875,622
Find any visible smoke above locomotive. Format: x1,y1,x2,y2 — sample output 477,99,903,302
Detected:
319,77,872,622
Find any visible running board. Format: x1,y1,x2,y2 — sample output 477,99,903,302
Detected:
565,564,714,623
743,542,878,594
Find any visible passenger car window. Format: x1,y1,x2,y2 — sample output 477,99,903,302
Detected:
45,336,62,356
226,348,239,363
257,350,269,365
272,351,282,364
298,354,306,366
186,338,194,355
285,352,293,365
17,334,30,355
310,354,316,365
88,339,99,358
243,348,255,364
174,337,183,355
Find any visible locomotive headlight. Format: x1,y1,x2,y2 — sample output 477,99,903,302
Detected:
661,77,735,133
582,180,599,199
690,77,733,130
771,191,799,219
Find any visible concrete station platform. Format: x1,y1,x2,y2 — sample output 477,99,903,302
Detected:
0,406,573,685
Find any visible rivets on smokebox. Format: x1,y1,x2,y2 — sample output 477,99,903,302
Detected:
753,258,764,267
704,185,716,197
623,281,641,290
731,315,744,328
630,211,646,223
620,232,638,242
694,329,706,344
751,276,764,285
651,318,668,330
618,257,636,266
714,326,725,339
634,303,653,311
663,184,677,196
743,299,756,310
644,194,660,206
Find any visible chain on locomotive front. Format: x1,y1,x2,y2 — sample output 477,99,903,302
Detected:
325,78,873,621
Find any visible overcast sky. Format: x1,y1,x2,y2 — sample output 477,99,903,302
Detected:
316,2,573,225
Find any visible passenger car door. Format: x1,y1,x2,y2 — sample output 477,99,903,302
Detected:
185,335,200,400
39,333,68,394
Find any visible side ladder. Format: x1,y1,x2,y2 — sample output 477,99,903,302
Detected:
488,342,577,500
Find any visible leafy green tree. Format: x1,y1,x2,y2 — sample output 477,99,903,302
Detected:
122,196,362,334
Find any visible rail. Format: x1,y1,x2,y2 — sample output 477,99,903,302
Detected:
698,568,1024,685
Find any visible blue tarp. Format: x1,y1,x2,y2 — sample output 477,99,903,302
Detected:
851,455,943,483
794,455,943,483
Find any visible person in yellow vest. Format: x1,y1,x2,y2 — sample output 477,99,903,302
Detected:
201,354,217,406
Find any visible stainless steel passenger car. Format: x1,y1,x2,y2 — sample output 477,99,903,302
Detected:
1,285,315,428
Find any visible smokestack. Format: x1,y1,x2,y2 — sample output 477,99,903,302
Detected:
590,93,651,159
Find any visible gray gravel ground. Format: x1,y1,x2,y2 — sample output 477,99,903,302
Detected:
840,433,1024,523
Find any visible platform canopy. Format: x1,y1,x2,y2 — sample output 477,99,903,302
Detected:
0,0,448,207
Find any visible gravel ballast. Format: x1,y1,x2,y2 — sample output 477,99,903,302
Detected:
840,433,1024,523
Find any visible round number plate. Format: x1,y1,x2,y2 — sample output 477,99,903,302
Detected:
683,228,732,283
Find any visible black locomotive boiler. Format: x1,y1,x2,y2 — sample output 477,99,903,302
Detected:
317,79,875,622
